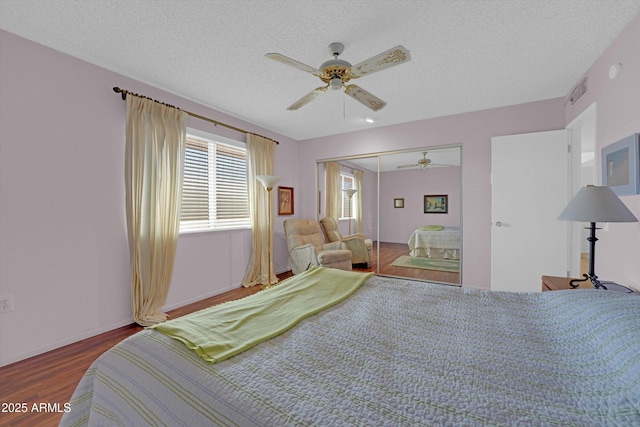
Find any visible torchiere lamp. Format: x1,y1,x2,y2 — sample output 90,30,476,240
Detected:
558,185,637,290
343,188,358,235
256,175,281,289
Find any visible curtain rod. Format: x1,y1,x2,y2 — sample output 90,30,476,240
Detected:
326,160,364,174
112,87,278,144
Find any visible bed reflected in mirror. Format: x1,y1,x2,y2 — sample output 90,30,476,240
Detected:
317,145,462,286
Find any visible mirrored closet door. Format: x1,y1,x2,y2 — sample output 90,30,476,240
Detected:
317,145,462,285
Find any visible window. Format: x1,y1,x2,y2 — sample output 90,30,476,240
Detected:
340,172,355,219
180,131,250,233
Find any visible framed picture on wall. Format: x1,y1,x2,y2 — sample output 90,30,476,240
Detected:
394,198,404,208
424,195,448,214
278,186,294,215
602,133,639,196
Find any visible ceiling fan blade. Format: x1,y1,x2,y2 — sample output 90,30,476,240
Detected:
266,53,322,76
287,86,328,110
397,163,454,170
344,84,386,111
349,45,411,78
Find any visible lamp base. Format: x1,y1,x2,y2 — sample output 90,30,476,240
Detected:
569,273,601,289
569,274,634,293
261,282,278,290
570,222,600,289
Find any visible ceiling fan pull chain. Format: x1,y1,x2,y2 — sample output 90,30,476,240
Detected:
343,92,346,119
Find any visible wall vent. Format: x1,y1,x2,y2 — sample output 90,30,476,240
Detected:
568,76,588,105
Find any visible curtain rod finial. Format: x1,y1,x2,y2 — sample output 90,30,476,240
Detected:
113,87,126,100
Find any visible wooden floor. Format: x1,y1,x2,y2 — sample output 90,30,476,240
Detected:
0,285,265,427
0,242,458,426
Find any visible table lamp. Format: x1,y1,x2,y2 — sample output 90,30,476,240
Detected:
558,185,637,290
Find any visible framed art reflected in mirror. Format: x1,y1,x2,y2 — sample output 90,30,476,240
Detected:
424,195,448,214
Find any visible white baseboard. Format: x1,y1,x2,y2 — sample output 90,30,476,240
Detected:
161,285,238,312
1,272,297,367
0,317,133,368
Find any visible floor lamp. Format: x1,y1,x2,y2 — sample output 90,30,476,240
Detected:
558,185,637,291
256,175,281,289
343,188,358,235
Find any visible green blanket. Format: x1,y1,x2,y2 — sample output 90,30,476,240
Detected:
418,225,444,231
150,266,373,363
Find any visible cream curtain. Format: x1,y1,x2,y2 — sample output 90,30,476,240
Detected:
125,95,187,326
354,169,364,234
325,161,342,220
242,134,277,287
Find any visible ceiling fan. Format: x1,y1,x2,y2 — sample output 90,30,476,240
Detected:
266,42,410,112
397,152,453,170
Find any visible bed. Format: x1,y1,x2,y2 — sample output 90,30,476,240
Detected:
408,226,460,259
60,267,640,426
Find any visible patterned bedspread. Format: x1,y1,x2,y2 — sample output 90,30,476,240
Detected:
408,226,460,258
60,275,640,426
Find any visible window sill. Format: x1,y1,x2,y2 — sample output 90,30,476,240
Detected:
179,225,251,235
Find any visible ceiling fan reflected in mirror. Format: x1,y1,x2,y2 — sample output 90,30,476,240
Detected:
266,42,410,112
397,152,454,170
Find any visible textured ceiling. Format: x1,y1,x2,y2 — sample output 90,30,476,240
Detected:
1,0,638,141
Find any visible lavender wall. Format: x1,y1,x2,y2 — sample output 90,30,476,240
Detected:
0,31,300,366
379,166,461,243
565,14,640,291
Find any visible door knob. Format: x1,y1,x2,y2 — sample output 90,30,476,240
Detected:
495,221,503,227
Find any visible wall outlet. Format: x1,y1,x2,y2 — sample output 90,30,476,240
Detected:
0,294,14,314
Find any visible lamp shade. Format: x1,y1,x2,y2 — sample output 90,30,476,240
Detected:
256,175,281,190
343,188,358,198
558,185,638,223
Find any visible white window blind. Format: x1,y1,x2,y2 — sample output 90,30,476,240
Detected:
180,134,250,233
340,173,355,219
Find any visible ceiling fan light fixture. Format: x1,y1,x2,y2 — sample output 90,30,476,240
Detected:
330,76,343,90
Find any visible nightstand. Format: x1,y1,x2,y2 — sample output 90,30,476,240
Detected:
542,276,587,291
541,275,635,293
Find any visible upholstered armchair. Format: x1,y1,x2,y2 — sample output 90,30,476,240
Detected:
319,217,373,267
283,219,353,274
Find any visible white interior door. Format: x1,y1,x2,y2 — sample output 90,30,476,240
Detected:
491,130,569,292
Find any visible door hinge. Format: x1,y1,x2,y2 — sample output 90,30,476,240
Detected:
567,144,571,153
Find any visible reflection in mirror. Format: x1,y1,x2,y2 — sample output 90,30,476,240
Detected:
316,159,379,268
317,146,462,286
374,147,461,285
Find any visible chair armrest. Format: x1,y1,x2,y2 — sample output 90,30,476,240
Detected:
317,249,352,266
322,241,347,251
340,237,365,252
342,233,366,242
340,237,371,265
